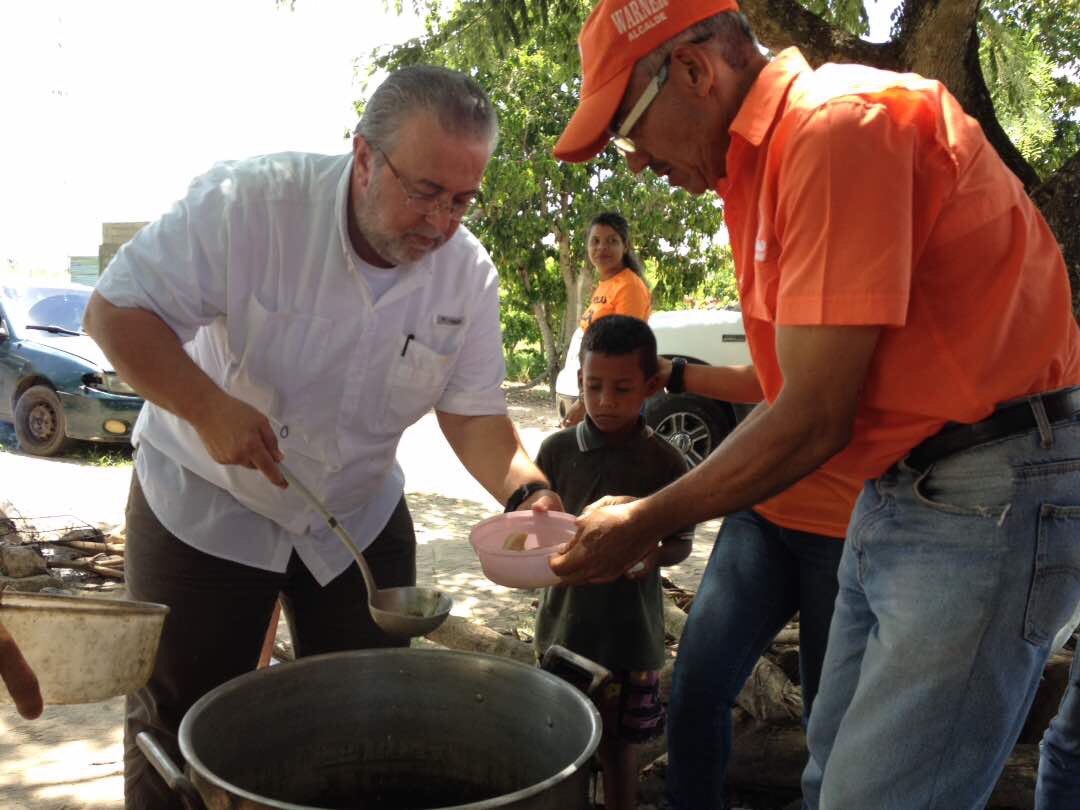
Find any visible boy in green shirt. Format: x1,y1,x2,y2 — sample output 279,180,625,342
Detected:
534,314,694,809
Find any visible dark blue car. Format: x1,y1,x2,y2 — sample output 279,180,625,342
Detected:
0,278,143,456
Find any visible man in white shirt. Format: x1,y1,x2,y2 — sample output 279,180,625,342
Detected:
84,65,560,810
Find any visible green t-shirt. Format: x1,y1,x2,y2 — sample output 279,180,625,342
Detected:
533,417,693,672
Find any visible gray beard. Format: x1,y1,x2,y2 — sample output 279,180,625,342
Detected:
354,178,446,267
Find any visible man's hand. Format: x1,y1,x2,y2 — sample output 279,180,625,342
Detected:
624,543,662,581
520,489,565,513
191,391,286,487
550,498,657,584
580,494,635,517
0,621,42,719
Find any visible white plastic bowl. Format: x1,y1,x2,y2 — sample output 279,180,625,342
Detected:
469,511,577,588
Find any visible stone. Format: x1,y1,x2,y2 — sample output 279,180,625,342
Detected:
57,527,105,545
0,545,49,578
0,574,66,593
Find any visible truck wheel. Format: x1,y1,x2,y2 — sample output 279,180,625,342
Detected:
644,393,734,468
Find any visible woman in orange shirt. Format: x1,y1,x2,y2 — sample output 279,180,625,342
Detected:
579,211,652,330
562,211,652,427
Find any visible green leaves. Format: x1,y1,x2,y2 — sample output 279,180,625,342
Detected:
980,0,1080,177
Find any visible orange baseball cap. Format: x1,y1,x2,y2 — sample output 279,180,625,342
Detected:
555,0,740,163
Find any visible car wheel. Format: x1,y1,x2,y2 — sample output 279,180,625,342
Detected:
14,385,72,457
644,393,734,469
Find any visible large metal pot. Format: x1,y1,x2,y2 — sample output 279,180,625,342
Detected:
138,646,605,809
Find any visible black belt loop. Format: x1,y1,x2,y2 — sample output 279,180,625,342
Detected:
1029,395,1054,449
905,386,1080,471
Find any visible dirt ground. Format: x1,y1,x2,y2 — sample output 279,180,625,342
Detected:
0,385,722,809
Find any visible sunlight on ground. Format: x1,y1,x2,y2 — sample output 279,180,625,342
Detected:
0,699,125,809
0,485,719,808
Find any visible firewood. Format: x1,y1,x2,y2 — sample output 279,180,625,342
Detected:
424,615,535,665
663,598,688,641
54,539,125,555
771,627,800,647
736,656,803,725
724,722,1037,809
46,559,125,579
1021,648,1073,743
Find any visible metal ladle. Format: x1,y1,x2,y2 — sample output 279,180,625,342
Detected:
279,464,452,638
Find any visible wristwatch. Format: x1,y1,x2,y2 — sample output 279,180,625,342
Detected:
667,357,687,394
504,482,551,513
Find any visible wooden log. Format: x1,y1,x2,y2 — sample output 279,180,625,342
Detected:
1021,648,1073,744
724,723,1038,809
771,627,800,647
55,539,125,555
661,653,802,727
663,598,688,641
736,656,803,725
424,615,535,665
46,559,125,579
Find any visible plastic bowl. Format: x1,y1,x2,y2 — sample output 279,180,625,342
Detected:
469,511,577,588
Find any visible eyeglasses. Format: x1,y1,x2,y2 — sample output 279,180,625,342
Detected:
609,62,669,156
375,147,481,219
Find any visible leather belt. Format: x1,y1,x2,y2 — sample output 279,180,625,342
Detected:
905,387,1080,472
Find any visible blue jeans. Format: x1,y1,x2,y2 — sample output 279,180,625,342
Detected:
1037,642,1080,808
665,509,845,809
803,415,1080,810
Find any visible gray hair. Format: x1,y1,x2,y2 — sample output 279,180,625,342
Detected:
354,65,499,153
634,11,758,79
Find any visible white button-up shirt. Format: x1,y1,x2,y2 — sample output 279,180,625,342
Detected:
95,152,506,584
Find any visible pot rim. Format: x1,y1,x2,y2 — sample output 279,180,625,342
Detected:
178,647,603,810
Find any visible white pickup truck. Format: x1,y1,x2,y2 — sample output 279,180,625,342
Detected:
555,309,753,467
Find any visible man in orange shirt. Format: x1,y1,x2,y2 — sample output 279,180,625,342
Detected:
549,1,1080,808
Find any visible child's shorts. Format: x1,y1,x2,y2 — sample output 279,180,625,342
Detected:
597,670,665,744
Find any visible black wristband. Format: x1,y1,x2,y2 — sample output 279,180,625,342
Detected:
504,482,550,513
667,357,687,394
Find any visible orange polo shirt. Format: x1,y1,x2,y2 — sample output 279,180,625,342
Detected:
580,268,652,330
720,49,1080,526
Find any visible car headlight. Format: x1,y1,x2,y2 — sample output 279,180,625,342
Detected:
84,372,138,396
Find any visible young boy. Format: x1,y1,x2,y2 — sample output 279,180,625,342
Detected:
533,314,694,810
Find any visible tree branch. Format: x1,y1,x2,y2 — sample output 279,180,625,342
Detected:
741,0,898,68
961,28,1040,189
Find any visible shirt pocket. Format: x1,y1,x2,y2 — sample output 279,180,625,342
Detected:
228,296,339,463
379,336,454,433
742,252,780,323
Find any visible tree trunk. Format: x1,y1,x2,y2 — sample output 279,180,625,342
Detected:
535,299,559,404
515,263,558,400
1031,152,1080,316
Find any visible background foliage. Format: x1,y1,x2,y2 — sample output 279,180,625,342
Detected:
362,0,1078,388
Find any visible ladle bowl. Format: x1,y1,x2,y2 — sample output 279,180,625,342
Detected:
278,464,451,638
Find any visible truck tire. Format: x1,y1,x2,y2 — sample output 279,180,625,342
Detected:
644,393,734,468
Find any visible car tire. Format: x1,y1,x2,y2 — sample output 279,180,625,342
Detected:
644,393,734,469
14,384,72,457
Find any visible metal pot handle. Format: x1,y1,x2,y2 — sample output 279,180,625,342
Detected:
135,731,207,810
540,644,611,697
